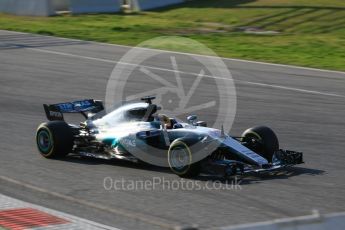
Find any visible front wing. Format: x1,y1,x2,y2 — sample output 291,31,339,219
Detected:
203,149,304,177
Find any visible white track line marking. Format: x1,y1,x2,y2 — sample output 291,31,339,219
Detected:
237,80,345,98
2,29,345,75
0,175,177,229
27,47,345,98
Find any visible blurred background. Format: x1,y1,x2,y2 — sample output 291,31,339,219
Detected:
0,0,344,70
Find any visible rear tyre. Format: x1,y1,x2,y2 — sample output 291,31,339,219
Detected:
168,140,201,178
36,121,74,159
242,126,279,162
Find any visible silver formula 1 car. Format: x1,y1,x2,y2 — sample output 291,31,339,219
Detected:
36,96,303,178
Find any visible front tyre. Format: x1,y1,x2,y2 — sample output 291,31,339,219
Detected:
168,140,201,178
36,121,74,159
242,126,279,162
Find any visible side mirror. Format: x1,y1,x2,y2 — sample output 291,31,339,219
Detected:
187,115,197,125
196,121,207,127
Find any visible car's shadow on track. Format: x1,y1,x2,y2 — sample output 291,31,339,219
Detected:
58,156,325,185
189,167,325,186
58,155,173,173
233,167,325,185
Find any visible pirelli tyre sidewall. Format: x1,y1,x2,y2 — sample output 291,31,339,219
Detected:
168,139,201,178
36,121,74,158
242,126,279,162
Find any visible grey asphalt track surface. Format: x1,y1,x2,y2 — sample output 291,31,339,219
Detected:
0,30,345,230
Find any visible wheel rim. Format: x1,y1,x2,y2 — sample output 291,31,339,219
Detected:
169,146,190,172
37,129,52,153
245,134,262,150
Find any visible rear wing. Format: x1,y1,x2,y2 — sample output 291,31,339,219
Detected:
43,99,104,121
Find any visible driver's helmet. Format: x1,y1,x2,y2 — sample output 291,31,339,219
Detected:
157,114,172,129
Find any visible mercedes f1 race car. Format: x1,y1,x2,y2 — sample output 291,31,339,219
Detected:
36,96,303,178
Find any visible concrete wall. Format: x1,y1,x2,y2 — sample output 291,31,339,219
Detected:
0,0,185,16
51,0,69,11
136,0,184,11
0,0,55,16
70,0,121,14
